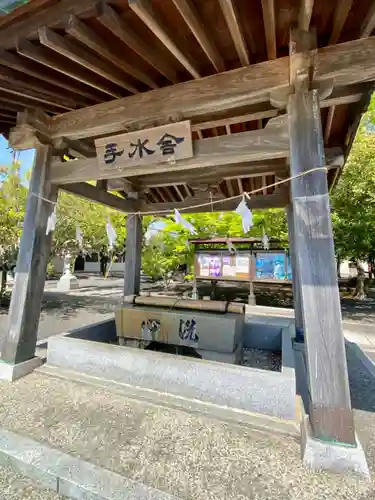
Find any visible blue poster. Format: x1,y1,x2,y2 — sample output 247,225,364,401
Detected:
256,252,286,280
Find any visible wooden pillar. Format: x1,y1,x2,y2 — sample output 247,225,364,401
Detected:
1,144,58,365
286,205,303,336
288,88,355,445
124,214,142,296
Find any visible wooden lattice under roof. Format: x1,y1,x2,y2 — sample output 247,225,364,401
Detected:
0,0,374,211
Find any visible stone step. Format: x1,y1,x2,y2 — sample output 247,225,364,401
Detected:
37,364,300,439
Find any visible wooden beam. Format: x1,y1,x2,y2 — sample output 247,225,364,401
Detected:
328,0,353,45
0,49,102,104
262,175,267,195
289,88,355,445
0,83,74,112
218,0,249,66
50,117,290,183
171,0,225,72
237,177,243,194
96,179,108,191
0,112,16,120
129,0,201,79
17,39,119,99
0,0,101,50
124,212,142,295
54,137,96,158
96,3,177,83
60,182,141,212
49,57,288,139
49,36,375,140
192,103,279,131
0,66,79,111
298,0,314,31
324,105,335,143
1,145,58,364
39,27,138,94
261,0,277,60
149,191,289,213
320,84,367,108
155,187,169,203
66,14,158,90
226,179,235,197
174,185,185,201
0,93,62,115
134,160,287,186
360,3,375,38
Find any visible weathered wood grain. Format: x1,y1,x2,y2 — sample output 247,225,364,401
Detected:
96,2,177,83
17,39,120,99
172,0,225,72
261,0,277,60
129,0,201,79
50,117,290,183
218,0,250,66
48,36,375,140
289,89,355,445
298,0,314,31
328,0,353,45
360,3,375,38
66,15,158,90
124,211,142,296
39,27,138,94
0,0,98,49
49,56,288,139
60,182,141,212
286,205,303,331
148,191,289,213
1,145,58,364
0,49,103,103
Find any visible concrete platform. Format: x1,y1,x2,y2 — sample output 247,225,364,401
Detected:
0,372,372,500
44,325,297,421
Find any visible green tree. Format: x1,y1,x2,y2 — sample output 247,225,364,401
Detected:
0,162,26,294
331,125,375,298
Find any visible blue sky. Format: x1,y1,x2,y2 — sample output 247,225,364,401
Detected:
0,136,35,177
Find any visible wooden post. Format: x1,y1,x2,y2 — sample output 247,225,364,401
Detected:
1,144,58,365
124,213,142,296
286,204,303,339
288,88,355,445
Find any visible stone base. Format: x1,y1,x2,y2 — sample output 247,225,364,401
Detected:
0,357,42,381
57,274,79,292
301,415,370,479
196,343,243,364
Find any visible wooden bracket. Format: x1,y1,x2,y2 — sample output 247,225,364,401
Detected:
8,108,52,150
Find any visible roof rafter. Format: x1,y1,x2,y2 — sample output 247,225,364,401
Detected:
39,27,138,94
171,0,225,72
17,39,121,99
218,0,250,66
328,0,354,45
96,2,177,83
261,0,277,60
66,14,158,89
129,0,201,78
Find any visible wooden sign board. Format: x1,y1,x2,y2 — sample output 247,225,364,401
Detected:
95,121,193,172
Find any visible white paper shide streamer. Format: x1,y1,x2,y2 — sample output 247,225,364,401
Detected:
76,226,83,248
106,219,117,249
262,229,270,250
46,205,57,235
174,209,197,235
235,197,253,233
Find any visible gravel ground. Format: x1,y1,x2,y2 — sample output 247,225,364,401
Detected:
0,465,64,499
242,348,282,371
0,373,374,500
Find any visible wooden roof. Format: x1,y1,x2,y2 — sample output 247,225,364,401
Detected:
1,0,374,212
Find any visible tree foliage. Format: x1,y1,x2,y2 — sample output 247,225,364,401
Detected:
0,162,26,293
